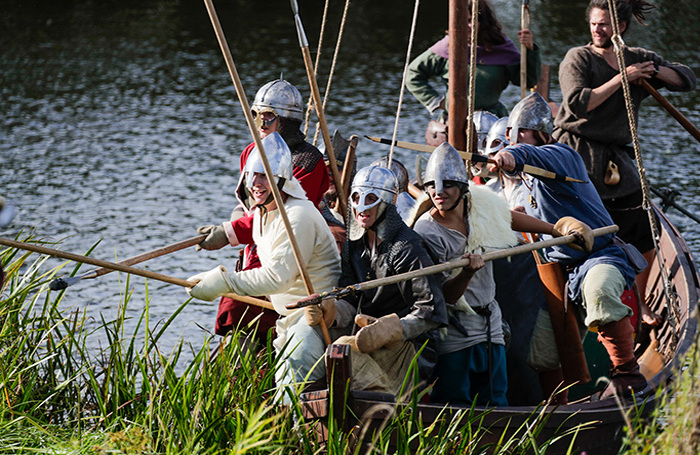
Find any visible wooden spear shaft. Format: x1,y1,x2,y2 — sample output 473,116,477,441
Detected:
520,0,530,99
203,0,331,344
0,237,274,310
640,79,700,143
290,0,347,220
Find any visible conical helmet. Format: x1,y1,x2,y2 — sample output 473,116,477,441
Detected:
243,132,306,200
370,156,409,193
350,165,398,213
507,92,553,143
423,142,468,194
251,78,304,121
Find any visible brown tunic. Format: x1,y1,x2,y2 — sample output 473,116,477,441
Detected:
553,44,696,200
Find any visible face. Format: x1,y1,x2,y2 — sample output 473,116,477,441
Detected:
248,172,276,209
506,127,538,146
256,111,279,139
589,8,625,49
425,181,461,212
352,196,379,230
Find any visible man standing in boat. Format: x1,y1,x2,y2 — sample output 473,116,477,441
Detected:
492,92,647,398
305,165,448,397
196,78,330,343
187,132,341,403
553,0,696,322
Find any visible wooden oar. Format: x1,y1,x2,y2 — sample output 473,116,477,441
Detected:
287,225,619,309
520,0,530,99
0,237,274,310
204,0,331,344
290,0,347,221
640,79,700,143
49,235,207,290
365,135,586,183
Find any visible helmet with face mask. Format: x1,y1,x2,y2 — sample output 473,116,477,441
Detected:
507,92,553,144
423,142,469,194
485,117,509,156
370,156,409,193
251,78,304,122
241,132,306,205
473,111,499,154
350,165,398,214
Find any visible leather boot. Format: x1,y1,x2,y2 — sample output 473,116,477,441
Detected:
597,317,648,399
539,368,569,405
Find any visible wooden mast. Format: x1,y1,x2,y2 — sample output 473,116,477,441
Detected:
448,0,468,150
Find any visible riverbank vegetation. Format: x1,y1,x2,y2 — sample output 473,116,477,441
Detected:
1,240,698,454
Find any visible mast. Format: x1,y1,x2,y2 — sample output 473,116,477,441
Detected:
448,0,468,150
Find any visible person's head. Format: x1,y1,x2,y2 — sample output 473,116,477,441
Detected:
243,132,304,210
586,0,655,47
423,142,469,212
466,0,506,47
485,116,509,157
473,111,499,154
350,165,399,230
370,156,409,193
251,78,304,139
506,92,553,146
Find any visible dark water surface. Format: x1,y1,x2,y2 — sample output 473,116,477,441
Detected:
2,0,699,355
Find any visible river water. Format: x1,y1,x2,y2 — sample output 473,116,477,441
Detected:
1,0,699,356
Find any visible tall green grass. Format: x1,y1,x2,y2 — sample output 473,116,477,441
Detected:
5,238,694,454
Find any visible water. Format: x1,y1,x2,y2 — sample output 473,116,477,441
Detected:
2,0,699,357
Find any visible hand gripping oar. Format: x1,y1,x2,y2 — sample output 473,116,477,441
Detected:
290,0,347,221
49,235,207,290
640,79,700,143
365,136,586,183
286,225,619,309
203,0,331,344
0,237,274,310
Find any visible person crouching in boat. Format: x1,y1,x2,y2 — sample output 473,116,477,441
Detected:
196,78,330,344
186,132,341,403
306,165,448,398
491,93,648,399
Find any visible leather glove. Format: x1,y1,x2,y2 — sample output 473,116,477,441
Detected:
187,265,233,301
196,224,229,251
355,313,404,354
553,216,594,252
304,296,337,328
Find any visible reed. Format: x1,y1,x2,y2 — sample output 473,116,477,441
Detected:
0,238,617,454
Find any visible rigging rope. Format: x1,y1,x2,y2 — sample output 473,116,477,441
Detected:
312,0,351,146
607,0,679,339
303,0,330,138
388,0,421,168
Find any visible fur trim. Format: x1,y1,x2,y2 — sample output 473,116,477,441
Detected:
466,183,518,253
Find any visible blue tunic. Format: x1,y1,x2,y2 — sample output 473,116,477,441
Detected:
504,142,636,301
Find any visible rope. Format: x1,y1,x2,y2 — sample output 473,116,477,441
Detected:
388,0,421,168
312,0,351,146
464,0,479,178
303,0,330,138
606,0,679,338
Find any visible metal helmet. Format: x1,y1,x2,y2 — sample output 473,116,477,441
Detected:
473,111,499,154
251,78,304,121
507,92,553,144
350,165,398,213
485,117,509,156
423,142,469,194
244,132,293,187
370,156,409,193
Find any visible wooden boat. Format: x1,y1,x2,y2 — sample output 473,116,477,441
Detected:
298,206,699,454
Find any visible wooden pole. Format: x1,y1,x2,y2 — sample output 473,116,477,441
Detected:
640,79,700,143
203,0,331,344
290,0,347,221
448,0,468,151
0,237,274,310
520,0,530,99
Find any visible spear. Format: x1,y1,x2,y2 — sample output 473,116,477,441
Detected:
286,225,618,309
365,135,586,183
290,0,347,220
203,0,331,344
520,0,530,99
0,236,274,310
